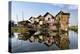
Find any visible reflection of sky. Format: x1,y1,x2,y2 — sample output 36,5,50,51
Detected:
11,1,78,26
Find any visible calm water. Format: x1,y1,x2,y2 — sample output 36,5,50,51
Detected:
10,31,78,53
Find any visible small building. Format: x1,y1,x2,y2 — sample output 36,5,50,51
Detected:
43,12,55,24
18,20,31,27
29,16,39,24
43,12,58,31
55,11,70,31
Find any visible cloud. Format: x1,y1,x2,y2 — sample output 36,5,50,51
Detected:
51,3,65,8
51,3,78,10
68,5,78,10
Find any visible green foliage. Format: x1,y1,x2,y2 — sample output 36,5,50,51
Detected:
69,25,78,32
11,26,28,33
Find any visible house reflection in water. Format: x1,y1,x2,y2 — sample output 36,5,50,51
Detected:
17,31,69,49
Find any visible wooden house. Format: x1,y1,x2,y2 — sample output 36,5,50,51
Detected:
55,11,70,31
43,12,58,31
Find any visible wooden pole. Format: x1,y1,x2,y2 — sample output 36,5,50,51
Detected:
22,9,24,21
16,15,18,26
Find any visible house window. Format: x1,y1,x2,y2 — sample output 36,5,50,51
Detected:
53,24,54,26
47,23,49,26
48,18,50,21
39,21,43,25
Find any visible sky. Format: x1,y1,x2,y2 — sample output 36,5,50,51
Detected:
11,1,78,26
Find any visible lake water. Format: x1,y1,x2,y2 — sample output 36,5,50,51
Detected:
10,31,78,53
